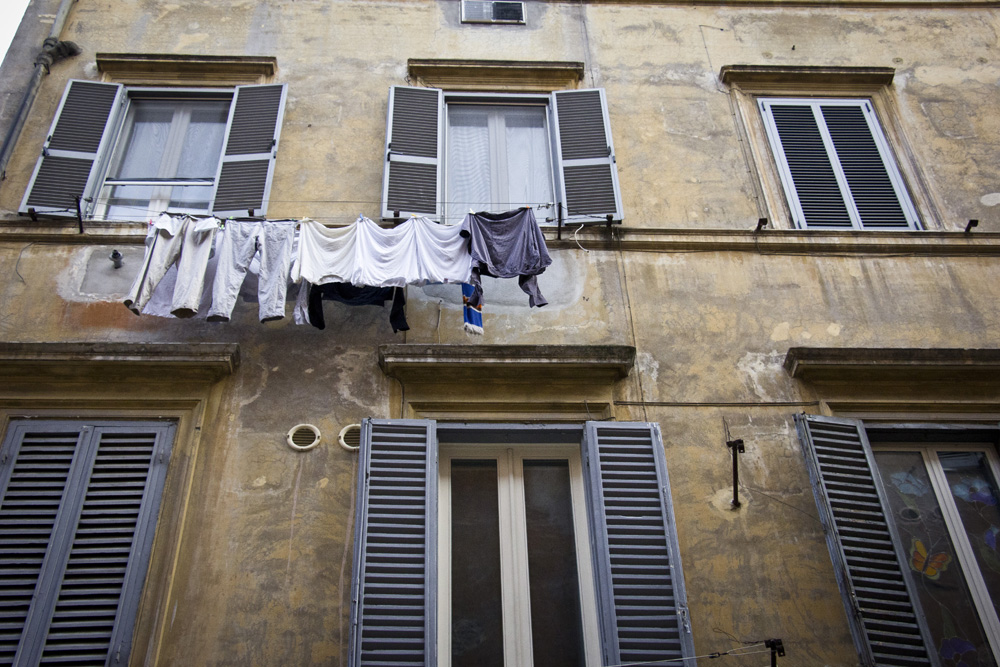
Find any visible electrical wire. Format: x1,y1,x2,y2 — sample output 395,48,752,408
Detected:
604,643,772,666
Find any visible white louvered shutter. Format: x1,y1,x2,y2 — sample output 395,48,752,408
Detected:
19,80,125,219
551,88,623,224
0,420,174,666
381,86,443,220
760,98,919,230
582,421,695,665
349,419,437,667
796,415,936,666
210,83,288,217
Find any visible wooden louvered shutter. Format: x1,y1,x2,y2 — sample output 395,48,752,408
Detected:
349,419,437,667
582,421,694,665
551,88,624,224
381,86,443,220
210,83,288,217
760,98,919,230
19,80,124,219
0,420,175,666
795,415,936,666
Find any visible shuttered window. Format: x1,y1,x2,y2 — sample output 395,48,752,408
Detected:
0,420,175,667
759,98,919,230
20,81,287,221
795,415,1000,665
348,420,694,667
381,87,623,225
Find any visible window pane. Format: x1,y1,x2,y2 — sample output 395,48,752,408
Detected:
504,108,552,212
112,102,173,179
104,184,157,220
176,103,230,178
875,451,997,666
523,460,585,667
451,460,503,667
941,452,1000,622
447,106,492,224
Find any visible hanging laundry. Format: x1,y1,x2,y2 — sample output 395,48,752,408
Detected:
124,213,219,318
459,208,552,334
207,219,296,323
294,281,408,333
291,216,471,287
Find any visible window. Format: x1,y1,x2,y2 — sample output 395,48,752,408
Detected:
20,79,287,221
381,86,623,225
759,98,920,230
348,420,694,667
797,415,1000,665
0,419,175,665
439,445,600,665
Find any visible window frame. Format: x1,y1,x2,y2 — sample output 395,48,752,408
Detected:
91,87,235,222
758,97,921,231
437,443,602,666
725,70,943,231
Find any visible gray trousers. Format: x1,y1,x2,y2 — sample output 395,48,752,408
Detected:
208,220,296,322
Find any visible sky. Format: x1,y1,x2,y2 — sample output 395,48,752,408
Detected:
1,0,32,66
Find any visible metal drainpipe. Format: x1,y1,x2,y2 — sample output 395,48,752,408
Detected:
0,0,81,182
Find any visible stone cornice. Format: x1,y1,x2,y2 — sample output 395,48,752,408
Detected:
784,347,1000,381
96,53,277,85
407,59,584,92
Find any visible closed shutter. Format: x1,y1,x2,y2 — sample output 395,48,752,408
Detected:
349,419,437,667
19,80,125,219
582,421,694,666
0,420,175,667
381,86,443,220
551,88,623,224
211,83,288,217
760,98,919,230
795,415,936,666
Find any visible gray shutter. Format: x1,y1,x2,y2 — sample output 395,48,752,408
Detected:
760,99,919,230
19,80,125,219
0,420,175,667
381,86,443,220
582,421,694,665
795,415,937,666
551,88,623,224
210,83,288,217
349,419,437,667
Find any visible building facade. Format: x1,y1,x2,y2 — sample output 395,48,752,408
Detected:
1,0,1000,664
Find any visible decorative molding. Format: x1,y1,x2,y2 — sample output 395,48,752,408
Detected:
720,65,895,87
784,347,1000,381
96,53,277,85
379,344,635,382
0,342,240,383
407,59,584,92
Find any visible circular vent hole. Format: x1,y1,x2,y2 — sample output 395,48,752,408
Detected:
286,424,321,451
339,424,361,451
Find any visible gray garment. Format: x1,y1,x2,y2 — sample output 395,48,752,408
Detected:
123,215,218,317
460,208,552,307
208,220,296,322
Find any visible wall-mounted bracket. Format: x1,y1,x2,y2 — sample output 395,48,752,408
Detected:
726,438,745,507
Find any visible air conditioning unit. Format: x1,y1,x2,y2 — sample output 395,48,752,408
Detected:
462,0,526,24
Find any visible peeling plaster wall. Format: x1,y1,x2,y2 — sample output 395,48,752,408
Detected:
1,0,999,665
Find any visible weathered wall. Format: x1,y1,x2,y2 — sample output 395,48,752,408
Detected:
1,0,999,665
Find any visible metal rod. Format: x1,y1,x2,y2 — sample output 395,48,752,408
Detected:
727,438,745,507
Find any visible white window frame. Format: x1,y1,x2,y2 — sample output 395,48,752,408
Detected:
91,88,234,221
758,97,920,230
437,443,601,667
442,93,557,226
873,442,1000,659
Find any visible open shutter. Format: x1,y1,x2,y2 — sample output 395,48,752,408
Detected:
210,83,288,217
582,421,694,665
381,86,443,221
795,414,936,666
0,420,174,666
551,88,623,224
19,80,124,219
349,419,437,667
760,99,919,230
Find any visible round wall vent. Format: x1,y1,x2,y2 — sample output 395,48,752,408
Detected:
338,424,361,452
286,424,321,451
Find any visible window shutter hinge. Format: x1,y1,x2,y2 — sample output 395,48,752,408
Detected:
679,605,691,633
1,452,7,465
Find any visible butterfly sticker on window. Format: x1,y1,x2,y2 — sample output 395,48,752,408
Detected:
910,538,952,580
